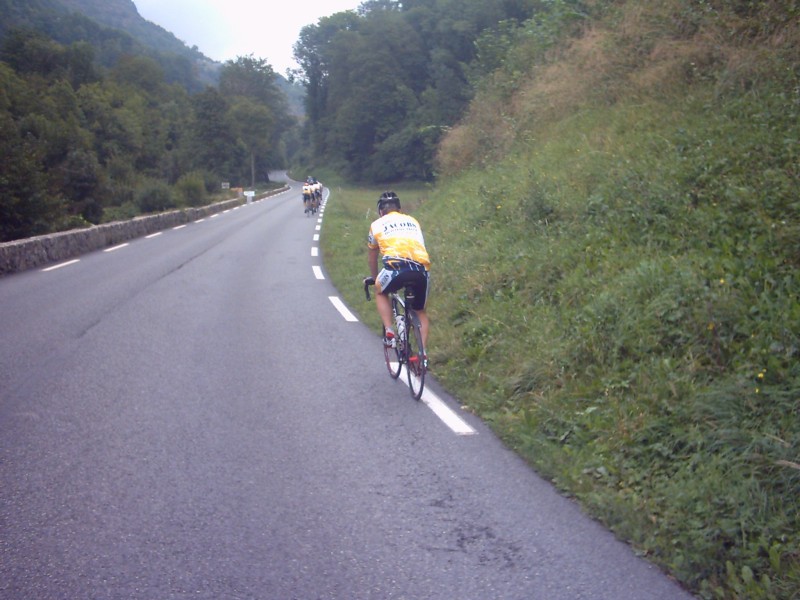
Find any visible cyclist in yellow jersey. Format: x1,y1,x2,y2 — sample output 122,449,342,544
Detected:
367,191,430,349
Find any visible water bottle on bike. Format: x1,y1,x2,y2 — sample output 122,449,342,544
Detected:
395,314,405,347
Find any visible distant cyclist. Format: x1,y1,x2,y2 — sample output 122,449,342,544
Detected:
312,179,322,210
366,191,430,349
302,180,314,212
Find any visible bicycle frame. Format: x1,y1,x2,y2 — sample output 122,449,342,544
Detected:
364,278,427,400
303,193,316,215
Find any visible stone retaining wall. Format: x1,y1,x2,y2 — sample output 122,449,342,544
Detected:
0,187,288,277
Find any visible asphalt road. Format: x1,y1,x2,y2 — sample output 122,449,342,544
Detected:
0,174,695,599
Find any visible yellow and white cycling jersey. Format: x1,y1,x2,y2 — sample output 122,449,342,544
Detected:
367,211,430,270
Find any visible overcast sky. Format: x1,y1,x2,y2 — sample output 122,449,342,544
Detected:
133,0,363,75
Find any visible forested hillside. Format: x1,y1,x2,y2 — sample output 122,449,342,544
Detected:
0,0,218,90
317,1,798,598
59,0,205,57
293,0,542,182
0,0,295,243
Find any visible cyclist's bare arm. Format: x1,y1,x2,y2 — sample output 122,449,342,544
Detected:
368,246,380,280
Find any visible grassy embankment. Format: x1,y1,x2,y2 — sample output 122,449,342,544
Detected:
318,2,798,598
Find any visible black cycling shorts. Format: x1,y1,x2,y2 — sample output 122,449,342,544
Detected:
377,260,429,311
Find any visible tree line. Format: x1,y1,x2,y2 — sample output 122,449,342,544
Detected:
0,27,294,243
292,0,598,182
0,0,598,242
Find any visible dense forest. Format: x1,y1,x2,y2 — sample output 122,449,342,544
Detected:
0,0,294,243
0,0,559,243
0,0,554,242
292,0,564,182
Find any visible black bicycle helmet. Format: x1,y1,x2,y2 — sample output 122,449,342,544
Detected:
377,191,401,211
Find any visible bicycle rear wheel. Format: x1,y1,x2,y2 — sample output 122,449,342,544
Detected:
383,326,402,379
405,313,426,400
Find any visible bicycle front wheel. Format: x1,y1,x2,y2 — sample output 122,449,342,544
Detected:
405,314,426,400
383,326,402,379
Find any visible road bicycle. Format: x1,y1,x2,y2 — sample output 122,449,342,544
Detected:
303,194,316,216
364,277,427,400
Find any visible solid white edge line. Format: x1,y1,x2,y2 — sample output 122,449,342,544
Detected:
42,259,80,272
388,362,477,435
104,243,129,253
312,265,325,279
421,387,477,435
329,296,358,322
380,363,478,435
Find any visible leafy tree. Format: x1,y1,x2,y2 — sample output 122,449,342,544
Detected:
293,11,361,151
322,12,425,171
472,19,521,78
187,86,240,181
110,55,166,96
228,98,274,188
357,0,402,14
0,63,64,241
0,28,68,78
293,0,539,182
77,82,143,166
57,147,103,221
65,40,97,88
218,55,293,182
220,55,280,106
0,111,60,241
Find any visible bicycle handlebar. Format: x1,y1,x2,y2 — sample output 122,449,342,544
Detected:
363,277,375,301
